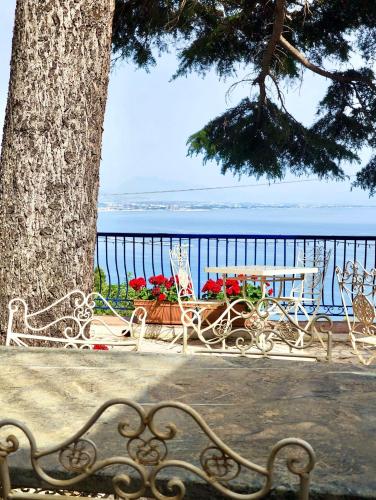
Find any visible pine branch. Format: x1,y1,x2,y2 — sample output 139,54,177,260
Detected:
279,35,376,90
254,0,286,123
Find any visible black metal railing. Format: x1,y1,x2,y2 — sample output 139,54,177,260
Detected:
95,232,376,317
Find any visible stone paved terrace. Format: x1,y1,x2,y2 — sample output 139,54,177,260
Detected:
0,347,375,498
92,317,358,364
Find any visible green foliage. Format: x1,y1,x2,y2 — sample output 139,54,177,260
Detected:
112,0,376,194
94,266,106,290
94,267,135,316
188,98,355,180
203,283,264,302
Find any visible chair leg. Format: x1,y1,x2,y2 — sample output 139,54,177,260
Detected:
136,319,146,352
183,326,188,354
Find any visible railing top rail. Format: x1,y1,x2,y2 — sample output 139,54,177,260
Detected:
97,232,376,241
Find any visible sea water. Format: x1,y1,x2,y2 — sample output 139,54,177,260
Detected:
98,205,376,236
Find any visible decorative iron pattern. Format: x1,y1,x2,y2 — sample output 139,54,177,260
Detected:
5,289,147,350
182,297,332,360
169,245,332,360
0,399,315,500
336,260,376,365
95,232,376,317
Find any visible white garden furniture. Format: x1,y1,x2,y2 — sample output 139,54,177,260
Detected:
268,245,332,349
277,246,332,323
6,289,146,350
169,245,226,352
336,260,376,365
170,245,332,360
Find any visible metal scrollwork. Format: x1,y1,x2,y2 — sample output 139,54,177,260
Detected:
353,294,375,325
127,437,168,466
212,318,232,340
200,446,240,483
59,439,97,472
6,290,146,351
336,260,376,365
0,399,315,500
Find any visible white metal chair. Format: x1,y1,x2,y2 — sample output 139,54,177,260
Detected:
169,245,226,352
276,246,331,321
336,260,376,365
269,245,331,349
6,289,146,350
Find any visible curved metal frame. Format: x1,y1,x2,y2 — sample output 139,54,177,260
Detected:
273,246,332,323
0,398,315,500
336,260,376,365
170,246,332,361
5,289,147,350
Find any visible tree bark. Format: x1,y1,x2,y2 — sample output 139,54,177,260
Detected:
0,0,115,335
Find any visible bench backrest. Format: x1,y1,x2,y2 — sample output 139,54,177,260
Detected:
0,398,315,499
6,289,146,350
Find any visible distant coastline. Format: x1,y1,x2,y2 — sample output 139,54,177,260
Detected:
98,199,376,213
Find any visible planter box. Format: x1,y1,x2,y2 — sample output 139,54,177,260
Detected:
133,300,183,325
133,299,253,327
205,302,252,328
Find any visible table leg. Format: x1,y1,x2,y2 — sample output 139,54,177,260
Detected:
261,276,267,298
222,273,229,305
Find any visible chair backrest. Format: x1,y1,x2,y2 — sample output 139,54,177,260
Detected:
6,289,145,349
293,245,332,309
335,260,376,331
0,398,315,500
169,245,196,303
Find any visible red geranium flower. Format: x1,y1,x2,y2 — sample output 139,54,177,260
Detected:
202,279,216,292
149,274,168,285
129,277,146,291
93,344,109,350
202,279,222,295
211,283,222,294
227,283,241,296
226,278,239,287
152,286,161,296
268,288,274,296
158,293,167,302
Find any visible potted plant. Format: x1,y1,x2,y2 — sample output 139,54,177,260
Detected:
201,277,273,326
129,275,183,325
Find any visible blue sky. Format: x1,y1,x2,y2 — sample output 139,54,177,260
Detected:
1,0,375,204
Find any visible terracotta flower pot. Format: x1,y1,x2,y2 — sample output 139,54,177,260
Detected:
134,299,253,328
133,300,183,325
205,301,253,328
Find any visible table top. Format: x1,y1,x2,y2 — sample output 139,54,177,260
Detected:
204,264,318,276
0,347,375,498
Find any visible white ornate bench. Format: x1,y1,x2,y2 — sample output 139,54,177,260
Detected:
6,290,146,350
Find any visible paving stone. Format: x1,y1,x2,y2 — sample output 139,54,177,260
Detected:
0,347,375,498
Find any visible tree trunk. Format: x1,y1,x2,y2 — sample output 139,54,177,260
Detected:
0,0,115,335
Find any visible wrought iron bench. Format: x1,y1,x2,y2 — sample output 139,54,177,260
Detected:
0,398,315,499
5,290,146,350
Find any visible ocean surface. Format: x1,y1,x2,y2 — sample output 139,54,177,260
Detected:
98,205,376,235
